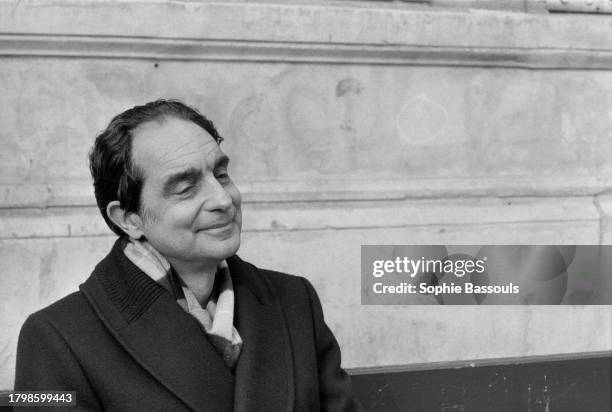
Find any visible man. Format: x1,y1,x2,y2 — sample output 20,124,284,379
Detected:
15,100,363,411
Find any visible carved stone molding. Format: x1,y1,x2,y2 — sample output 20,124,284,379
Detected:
1,34,612,69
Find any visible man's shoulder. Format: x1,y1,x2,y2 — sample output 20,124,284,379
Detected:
233,254,303,282
257,266,306,287
22,290,97,336
232,256,318,307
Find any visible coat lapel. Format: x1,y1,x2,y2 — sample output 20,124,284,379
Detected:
229,256,295,412
80,238,234,412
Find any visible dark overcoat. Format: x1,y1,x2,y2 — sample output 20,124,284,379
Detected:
15,238,363,411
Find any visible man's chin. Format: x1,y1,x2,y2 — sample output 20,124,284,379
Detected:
224,236,241,258
206,233,241,260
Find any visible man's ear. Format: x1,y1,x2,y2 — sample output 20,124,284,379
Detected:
106,200,145,239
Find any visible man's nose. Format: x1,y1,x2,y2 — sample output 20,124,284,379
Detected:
203,177,233,211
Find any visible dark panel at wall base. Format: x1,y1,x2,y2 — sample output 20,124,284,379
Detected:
351,355,611,412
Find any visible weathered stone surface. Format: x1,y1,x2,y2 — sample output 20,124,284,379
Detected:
595,194,612,244
1,1,611,49
0,60,611,207
0,240,45,389
325,305,612,368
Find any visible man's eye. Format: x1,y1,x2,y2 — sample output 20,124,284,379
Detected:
216,170,230,182
176,185,195,195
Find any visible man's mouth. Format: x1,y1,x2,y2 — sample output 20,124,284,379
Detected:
201,219,234,231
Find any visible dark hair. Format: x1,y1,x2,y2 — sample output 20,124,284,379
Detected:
89,99,223,236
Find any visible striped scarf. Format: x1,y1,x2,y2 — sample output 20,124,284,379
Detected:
123,238,243,369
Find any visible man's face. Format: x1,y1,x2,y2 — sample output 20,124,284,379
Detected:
130,116,242,270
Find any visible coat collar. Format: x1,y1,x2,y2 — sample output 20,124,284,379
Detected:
228,255,296,412
80,237,294,412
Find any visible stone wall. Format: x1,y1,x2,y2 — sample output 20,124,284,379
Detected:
1,0,611,389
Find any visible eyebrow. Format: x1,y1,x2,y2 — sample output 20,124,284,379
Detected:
160,154,230,196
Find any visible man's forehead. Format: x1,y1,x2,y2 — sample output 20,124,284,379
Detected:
131,117,224,175
160,153,229,181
